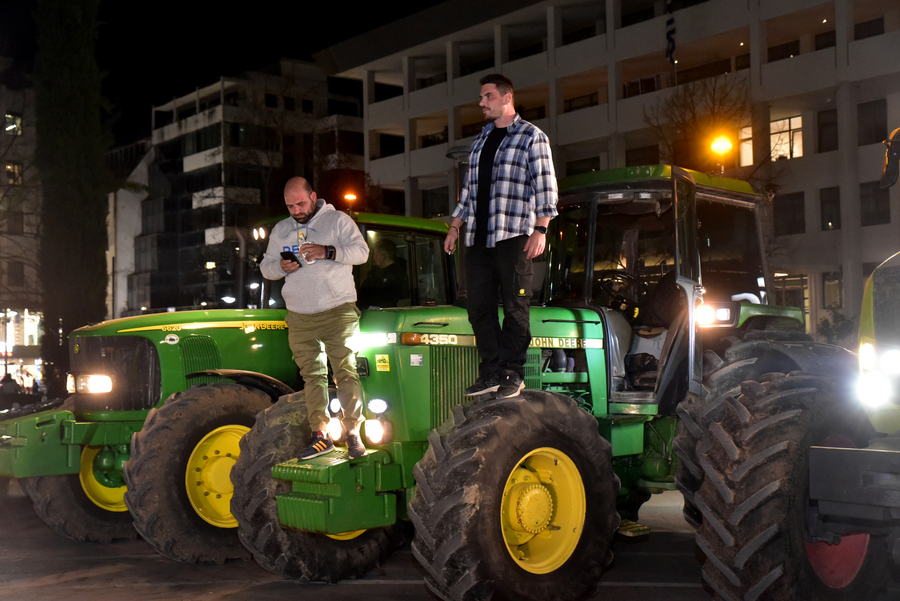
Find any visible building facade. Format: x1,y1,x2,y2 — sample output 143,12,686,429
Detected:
316,0,899,340
0,65,43,386
119,59,364,315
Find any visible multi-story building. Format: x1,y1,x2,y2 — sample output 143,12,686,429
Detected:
0,64,43,385
120,58,364,315
314,0,899,340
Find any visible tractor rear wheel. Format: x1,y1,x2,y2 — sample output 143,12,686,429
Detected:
694,372,886,600
230,392,403,581
410,389,619,601
123,382,270,563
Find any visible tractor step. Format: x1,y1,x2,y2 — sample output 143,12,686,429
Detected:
617,519,651,537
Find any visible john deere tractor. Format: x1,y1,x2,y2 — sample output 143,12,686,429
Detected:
0,213,455,563
227,165,848,601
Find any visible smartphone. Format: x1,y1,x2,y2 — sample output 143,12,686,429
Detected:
281,251,301,265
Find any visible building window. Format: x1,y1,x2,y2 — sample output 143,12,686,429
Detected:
855,17,884,41
774,191,805,236
739,126,753,167
817,109,838,153
822,271,842,309
563,92,600,113
772,273,809,331
264,94,278,109
5,211,23,234
815,30,836,50
301,99,314,114
768,40,800,63
4,113,22,136
7,260,24,287
771,116,802,160
623,75,659,99
858,99,887,146
820,187,840,231
566,156,601,176
6,162,23,185
625,145,659,167
860,181,890,226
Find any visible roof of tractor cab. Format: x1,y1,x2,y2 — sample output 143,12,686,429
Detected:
559,164,761,200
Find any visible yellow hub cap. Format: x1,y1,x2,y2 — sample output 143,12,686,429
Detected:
185,424,249,528
501,447,585,574
326,529,367,541
79,446,128,512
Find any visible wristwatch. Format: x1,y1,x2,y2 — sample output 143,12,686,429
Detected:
325,245,336,260
533,225,547,234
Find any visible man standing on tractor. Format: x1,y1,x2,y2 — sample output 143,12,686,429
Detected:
443,73,558,399
260,176,370,459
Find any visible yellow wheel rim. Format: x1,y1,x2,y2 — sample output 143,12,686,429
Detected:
185,424,249,528
79,446,128,512
326,529,367,541
500,447,585,574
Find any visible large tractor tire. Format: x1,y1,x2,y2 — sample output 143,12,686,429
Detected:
674,331,813,529
19,446,137,543
19,396,137,543
409,389,620,601
123,382,270,563
230,392,403,581
694,372,887,600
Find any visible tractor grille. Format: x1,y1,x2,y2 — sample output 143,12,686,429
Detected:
426,347,543,428
180,336,223,389
429,346,479,429
70,336,161,412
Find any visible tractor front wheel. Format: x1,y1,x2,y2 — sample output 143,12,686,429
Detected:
410,389,620,601
230,392,403,581
123,382,270,563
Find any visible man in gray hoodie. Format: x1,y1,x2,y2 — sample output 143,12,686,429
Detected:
260,177,370,459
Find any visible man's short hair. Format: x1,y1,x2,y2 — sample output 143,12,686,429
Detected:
479,73,514,98
375,239,397,258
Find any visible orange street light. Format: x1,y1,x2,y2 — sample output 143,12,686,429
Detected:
711,136,733,156
344,193,357,202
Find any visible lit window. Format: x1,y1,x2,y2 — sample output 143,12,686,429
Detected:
4,113,22,136
739,126,753,166
6,162,22,185
771,116,803,159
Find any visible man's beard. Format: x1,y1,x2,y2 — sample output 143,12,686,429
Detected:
292,205,318,223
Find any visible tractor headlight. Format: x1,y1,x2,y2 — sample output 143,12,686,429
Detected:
68,374,113,394
364,418,392,445
695,302,736,328
857,372,892,408
326,416,344,443
367,399,389,414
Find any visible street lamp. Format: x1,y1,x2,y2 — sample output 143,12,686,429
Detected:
711,135,733,174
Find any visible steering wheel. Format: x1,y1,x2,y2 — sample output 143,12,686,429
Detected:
594,270,639,316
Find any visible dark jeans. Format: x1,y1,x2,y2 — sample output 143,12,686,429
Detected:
465,235,533,379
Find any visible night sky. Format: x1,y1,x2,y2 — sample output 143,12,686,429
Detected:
0,0,445,145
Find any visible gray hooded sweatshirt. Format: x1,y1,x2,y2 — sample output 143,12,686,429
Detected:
260,200,369,315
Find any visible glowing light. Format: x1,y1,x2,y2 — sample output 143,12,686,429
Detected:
329,397,342,414
364,419,385,445
326,416,344,442
344,193,357,202
859,342,877,371
857,372,891,407
367,399,389,414
711,136,733,156
695,304,716,325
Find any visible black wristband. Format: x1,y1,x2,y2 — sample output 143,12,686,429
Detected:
325,245,336,260
533,225,547,234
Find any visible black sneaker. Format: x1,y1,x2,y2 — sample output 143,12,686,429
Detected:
497,371,524,398
346,430,366,459
464,375,501,396
297,431,334,460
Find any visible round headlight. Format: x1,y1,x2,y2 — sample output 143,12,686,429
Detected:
367,399,389,414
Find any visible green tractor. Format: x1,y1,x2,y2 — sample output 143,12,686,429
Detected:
0,212,455,563
227,165,840,600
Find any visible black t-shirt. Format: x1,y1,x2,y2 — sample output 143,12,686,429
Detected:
474,126,507,247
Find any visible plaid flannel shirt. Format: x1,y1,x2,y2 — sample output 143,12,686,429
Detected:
451,114,558,248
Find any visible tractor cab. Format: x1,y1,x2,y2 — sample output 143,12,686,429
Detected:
545,166,771,411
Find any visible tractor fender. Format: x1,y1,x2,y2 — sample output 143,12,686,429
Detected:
733,337,856,380
187,369,295,402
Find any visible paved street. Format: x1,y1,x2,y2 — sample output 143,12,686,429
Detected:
0,481,709,601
